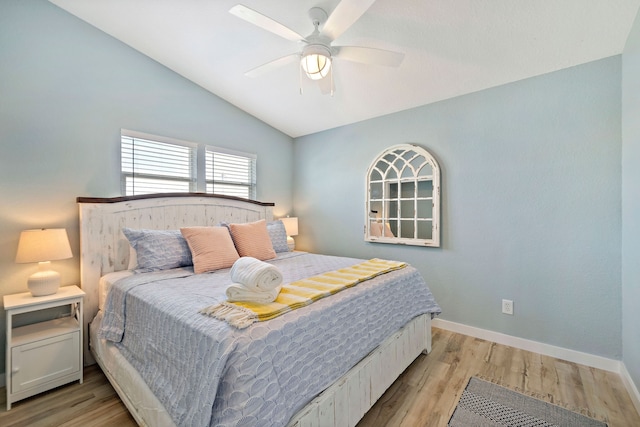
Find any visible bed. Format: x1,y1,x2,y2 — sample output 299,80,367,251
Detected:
77,193,441,427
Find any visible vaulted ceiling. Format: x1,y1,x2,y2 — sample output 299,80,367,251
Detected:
49,0,640,137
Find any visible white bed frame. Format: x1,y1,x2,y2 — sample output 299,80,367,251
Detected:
77,193,432,427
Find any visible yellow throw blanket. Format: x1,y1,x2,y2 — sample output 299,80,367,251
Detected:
200,258,407,329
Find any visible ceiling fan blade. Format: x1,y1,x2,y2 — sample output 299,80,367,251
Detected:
321,0,377,41
230,4,305,42
245,53,300,78
334,46,405,67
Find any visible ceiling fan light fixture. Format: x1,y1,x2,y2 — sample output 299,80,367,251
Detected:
301,45,332,80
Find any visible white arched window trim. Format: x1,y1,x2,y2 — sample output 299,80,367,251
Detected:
365,144,441,247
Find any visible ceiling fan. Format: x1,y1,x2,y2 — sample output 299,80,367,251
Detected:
230,0,404,94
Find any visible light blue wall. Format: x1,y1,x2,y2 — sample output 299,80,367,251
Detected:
0,0,633,392
0,0,293,375
622,8,640,391
294,57,622,359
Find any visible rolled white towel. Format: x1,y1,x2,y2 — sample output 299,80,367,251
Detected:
230,256,283,292
226,283,282,303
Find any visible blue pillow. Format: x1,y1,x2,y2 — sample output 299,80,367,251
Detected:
123,228,193,272
266,220,290,253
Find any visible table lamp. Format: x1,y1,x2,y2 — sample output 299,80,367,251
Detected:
15,228,73,296
280,217,298,251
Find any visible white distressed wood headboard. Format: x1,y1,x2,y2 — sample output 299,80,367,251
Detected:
77,193,274,364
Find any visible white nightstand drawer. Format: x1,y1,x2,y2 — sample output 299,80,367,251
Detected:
11,331,80,394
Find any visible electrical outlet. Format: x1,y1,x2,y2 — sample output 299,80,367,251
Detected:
502,299,514,315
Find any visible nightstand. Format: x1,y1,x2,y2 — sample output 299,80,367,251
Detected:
4,285,85,410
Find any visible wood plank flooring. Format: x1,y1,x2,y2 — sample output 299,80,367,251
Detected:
358,328,640,427
0,327,638,426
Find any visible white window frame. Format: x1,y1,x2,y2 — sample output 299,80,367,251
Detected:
121,129,256,199
205,145,257,200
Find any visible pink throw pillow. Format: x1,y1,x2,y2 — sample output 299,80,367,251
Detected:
228,219,277,260
180,226,240,274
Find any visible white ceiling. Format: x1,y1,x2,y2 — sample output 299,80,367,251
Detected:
49,0,640,138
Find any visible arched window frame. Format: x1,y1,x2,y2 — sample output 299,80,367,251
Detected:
365,144,441,247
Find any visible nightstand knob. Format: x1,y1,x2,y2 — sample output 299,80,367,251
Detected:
12,366,20,374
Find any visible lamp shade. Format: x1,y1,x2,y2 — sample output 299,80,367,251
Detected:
281,217,298,237
16,228,72,296
15,228,72,263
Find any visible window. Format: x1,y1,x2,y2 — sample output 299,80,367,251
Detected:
365,144,440,247
121,130,256,199
206,147,256,199
121,133,196,195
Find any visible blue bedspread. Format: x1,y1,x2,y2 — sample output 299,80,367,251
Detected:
99,252,441,426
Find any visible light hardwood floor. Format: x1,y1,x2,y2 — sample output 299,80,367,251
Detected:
1,328,638,426
359,328,640,426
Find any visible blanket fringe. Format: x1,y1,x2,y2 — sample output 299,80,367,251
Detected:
200,303,257,329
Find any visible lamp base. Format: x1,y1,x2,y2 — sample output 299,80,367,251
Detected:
27,263,60,296
287,236,295,251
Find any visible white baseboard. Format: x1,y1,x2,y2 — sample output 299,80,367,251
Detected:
431,318,640,415
431,318,621,372
620,362,640,416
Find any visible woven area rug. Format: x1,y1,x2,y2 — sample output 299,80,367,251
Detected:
448,377,607,427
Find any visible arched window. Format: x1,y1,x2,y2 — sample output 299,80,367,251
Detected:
365,144,440,247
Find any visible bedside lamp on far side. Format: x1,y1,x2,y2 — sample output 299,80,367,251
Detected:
15,228,73,296
280,217,298,251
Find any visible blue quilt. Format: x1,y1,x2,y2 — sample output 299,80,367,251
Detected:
99,252,441,426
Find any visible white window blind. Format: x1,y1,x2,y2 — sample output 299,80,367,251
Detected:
206,147,256,199
121,134,196,196
121,130,257,199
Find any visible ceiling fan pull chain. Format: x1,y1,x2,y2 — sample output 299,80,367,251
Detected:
299,59,304,95
331,65,335,97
